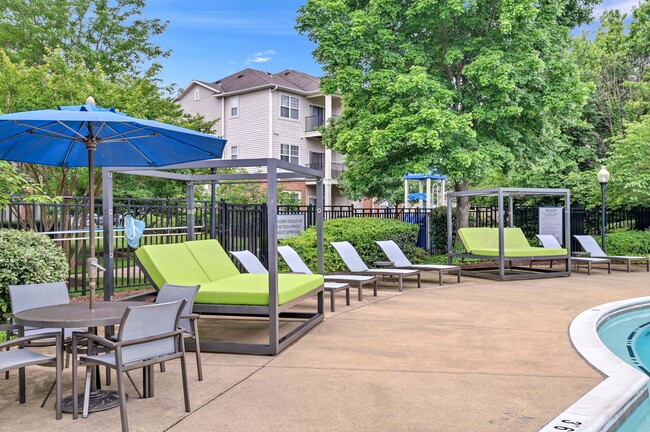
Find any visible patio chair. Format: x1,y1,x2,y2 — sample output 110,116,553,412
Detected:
330,241,421,292
536,235,610,275
375,240,461,286
0,324,62,419
7,282,84,399
71,300,190,432
574,235,649,272
278,245,378,301
155,283,203,381
230,249,351,312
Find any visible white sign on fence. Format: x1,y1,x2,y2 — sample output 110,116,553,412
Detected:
277,214,305,239
538,207,563,245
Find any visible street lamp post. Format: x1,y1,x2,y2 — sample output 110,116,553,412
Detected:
597,165,610,252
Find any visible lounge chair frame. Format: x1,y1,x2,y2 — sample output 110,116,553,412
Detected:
447,188,572,280
102,158,325,355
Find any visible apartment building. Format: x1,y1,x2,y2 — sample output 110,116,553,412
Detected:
175,68,349,206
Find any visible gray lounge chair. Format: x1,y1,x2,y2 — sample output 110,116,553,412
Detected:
574,235,649,272
375,240,461,286
278,245,378,301
155,284,203,381
72,300,190,432
330,241,421,292
0,324,62,419
230,249,351,312
536,234,610,275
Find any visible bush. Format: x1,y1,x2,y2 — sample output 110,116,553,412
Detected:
0,229,69,314
429,206,449,253
279,217,419,273
604,230,650,257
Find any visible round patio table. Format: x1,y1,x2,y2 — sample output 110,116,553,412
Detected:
14,301,144,414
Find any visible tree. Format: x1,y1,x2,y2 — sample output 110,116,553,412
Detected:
0,0,169,78
297,0,594,226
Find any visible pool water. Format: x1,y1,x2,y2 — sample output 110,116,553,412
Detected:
598,308,650,431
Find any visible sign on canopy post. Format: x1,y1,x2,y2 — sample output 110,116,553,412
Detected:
539,207,564,245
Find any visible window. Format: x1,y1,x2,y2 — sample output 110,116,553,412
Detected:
280,144,300,164
230,96,239,117
230,145,238,160
193,89,200,101
280,94,299,120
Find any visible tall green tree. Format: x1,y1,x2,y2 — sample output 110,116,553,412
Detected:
297,0,594,225
0,0,169,77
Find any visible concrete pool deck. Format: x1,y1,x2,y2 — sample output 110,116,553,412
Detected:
1,266,648,432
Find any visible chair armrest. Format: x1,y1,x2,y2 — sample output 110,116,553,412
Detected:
115,329,184,349
72,332,118,350
181,313,200,320
0,331,62,350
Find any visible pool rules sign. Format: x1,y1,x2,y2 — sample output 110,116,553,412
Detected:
539,207,563,245
277,214,305,239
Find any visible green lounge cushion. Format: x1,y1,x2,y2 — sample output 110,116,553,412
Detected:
185,239,240,280
458,227,496,252
470,247,568,257
458,227,567,256
136,242,212,288
503,228,532,248
195,273,324,306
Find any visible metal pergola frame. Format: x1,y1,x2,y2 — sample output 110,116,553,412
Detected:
446,187,572,281
101,158,325,355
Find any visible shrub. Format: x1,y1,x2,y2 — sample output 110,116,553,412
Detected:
429,206,449,253
279,217,419,273
604,230,650,257
0,229,69,313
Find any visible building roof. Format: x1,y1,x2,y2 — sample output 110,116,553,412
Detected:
175,68,322,101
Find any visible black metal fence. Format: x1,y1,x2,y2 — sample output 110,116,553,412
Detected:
2,196,649,295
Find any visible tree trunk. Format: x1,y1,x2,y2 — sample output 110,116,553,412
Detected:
455,180,470,229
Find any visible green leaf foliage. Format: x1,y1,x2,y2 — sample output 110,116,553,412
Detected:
0,229,69,313
602,231,650,257
297,0,593,202
279,217,419,273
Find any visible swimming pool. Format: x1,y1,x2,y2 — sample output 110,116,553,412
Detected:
540,298,650,432
599,308,650,431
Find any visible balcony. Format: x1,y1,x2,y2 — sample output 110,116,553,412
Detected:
306,162,345,179
305,114,325,132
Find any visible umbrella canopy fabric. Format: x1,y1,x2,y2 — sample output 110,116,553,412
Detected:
0,103,226,167
0,101,226,309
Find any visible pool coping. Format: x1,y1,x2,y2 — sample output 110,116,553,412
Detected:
539,296,650,432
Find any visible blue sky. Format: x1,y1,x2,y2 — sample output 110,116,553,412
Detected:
147,0,641,91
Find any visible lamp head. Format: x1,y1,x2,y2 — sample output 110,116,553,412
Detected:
597,165,610,184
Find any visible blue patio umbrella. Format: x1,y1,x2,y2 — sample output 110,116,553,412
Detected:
0,97,227,309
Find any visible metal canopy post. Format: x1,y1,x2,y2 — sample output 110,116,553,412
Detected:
186,182,195,241
267,159,279,355
498,189,505,279
447,197,454,265
102,167,115,301
316,177,324,274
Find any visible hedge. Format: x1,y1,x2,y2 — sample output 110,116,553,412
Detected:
602,230,650,257
279,217,420,273
0,229,69,314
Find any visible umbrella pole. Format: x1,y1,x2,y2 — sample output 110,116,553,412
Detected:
87,141,97,310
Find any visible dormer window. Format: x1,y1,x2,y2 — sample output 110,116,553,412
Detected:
230,96,239,117
193,89,200,101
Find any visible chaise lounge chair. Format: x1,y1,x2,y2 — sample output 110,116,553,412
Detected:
535,234,610,275
230,249,351,312
573,235,649,272
277,245,378,301
330,241,420,292
375,240,460,286
135,239,324,355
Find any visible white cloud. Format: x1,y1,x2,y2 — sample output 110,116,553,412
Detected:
246,50,277,64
